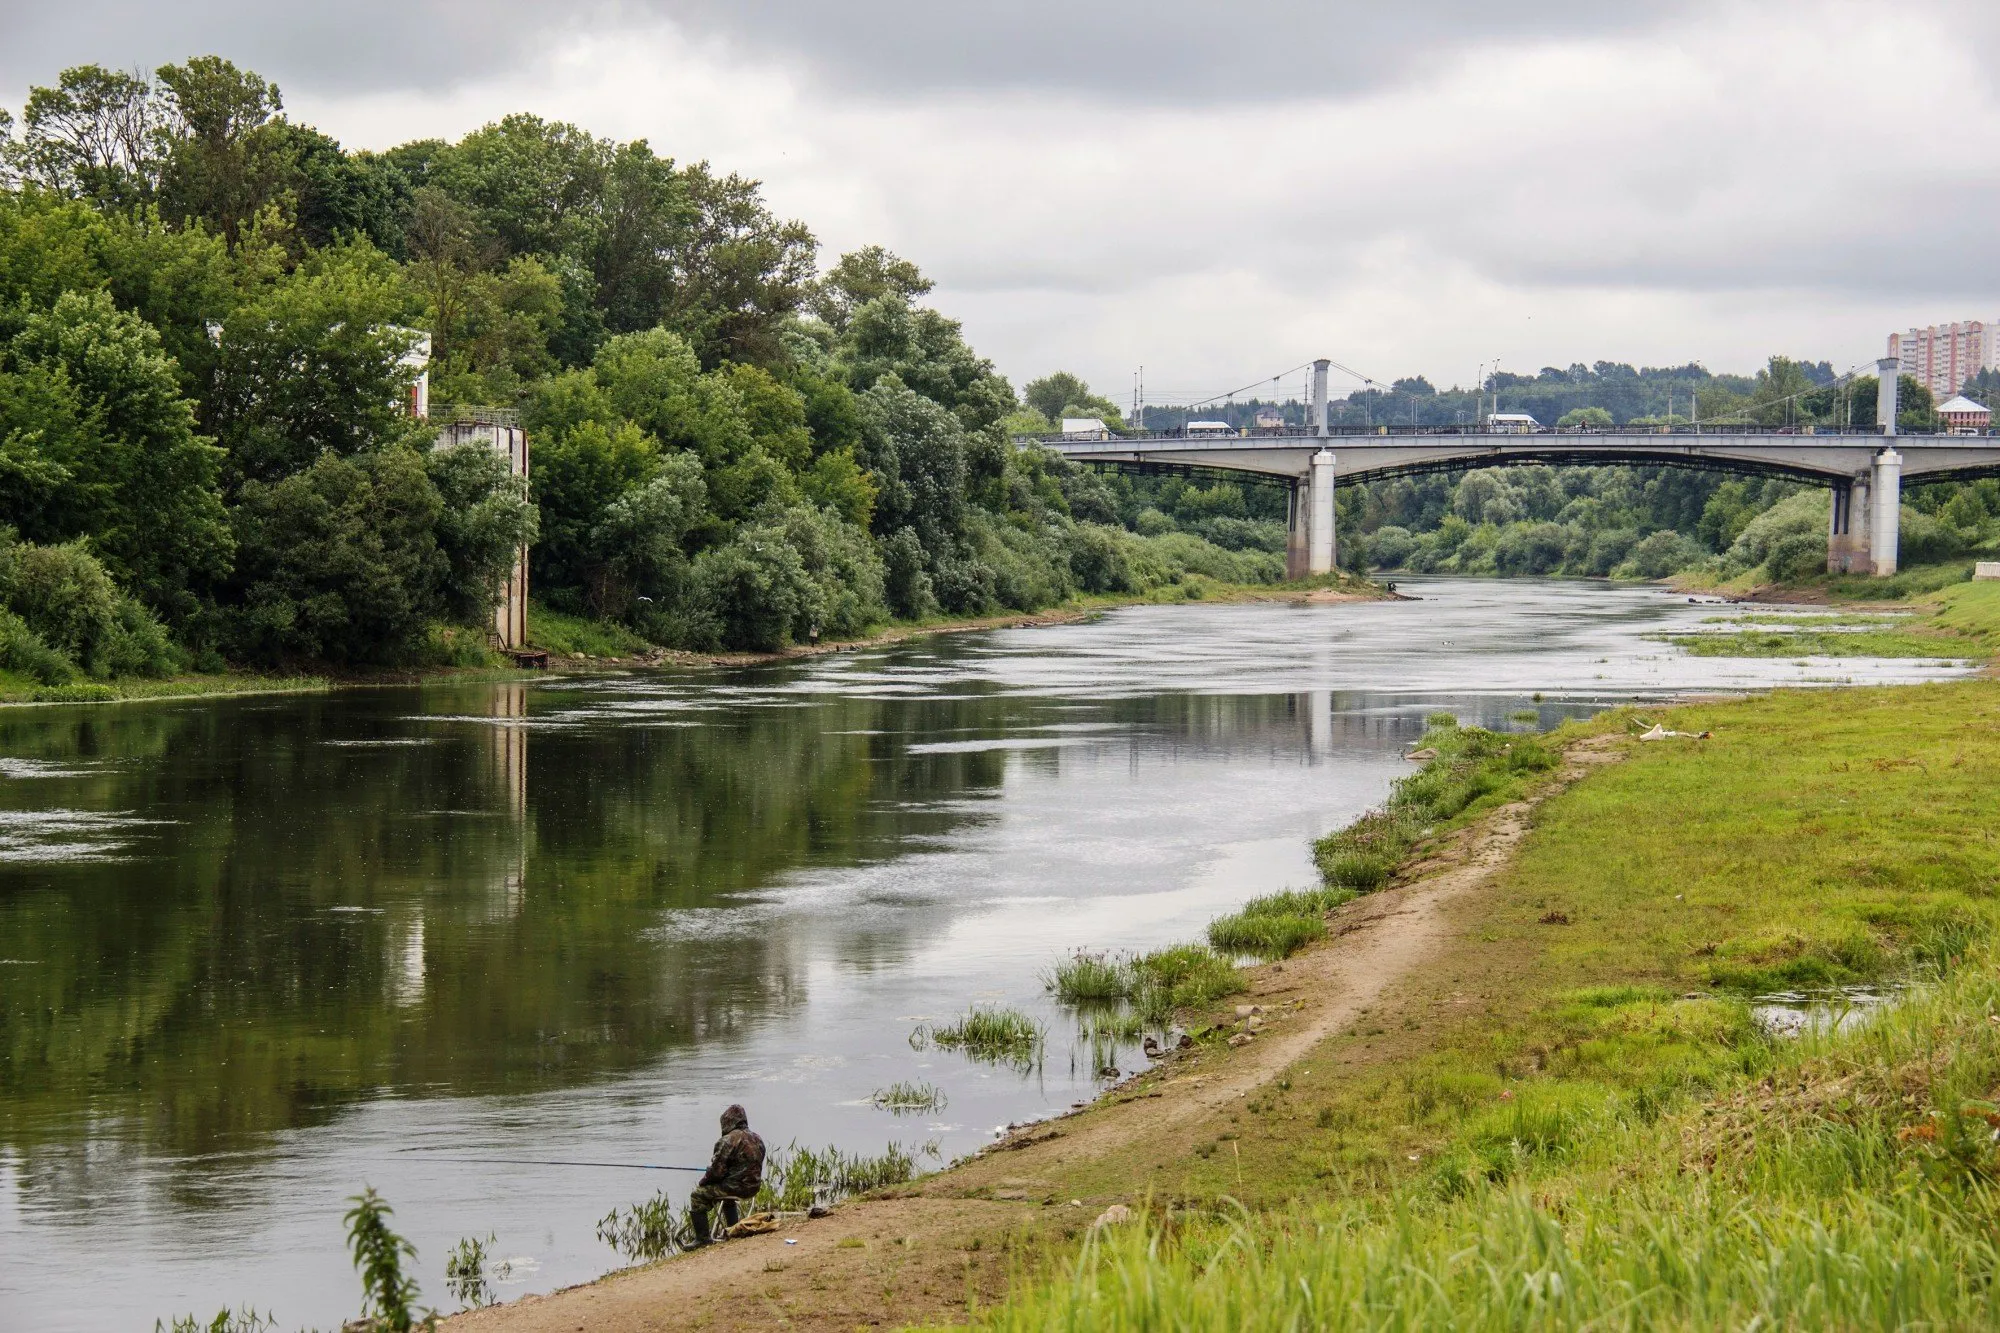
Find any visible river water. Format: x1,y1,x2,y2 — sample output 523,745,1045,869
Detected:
0,579,1972,1330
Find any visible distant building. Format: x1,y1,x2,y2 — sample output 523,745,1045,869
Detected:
1059,417,1113,439
1483,412,1540,434
438,410,530,650
1253,407,1286,429
1938,394,1991,434
1889,321,1999,400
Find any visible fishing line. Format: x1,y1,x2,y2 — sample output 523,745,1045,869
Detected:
388,1152,705,1171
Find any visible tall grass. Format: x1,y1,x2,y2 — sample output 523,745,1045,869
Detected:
1044,952,1134,1002
1207,887,1355,960
871,1080,947,1114
756,1140,927,1211
957,951,2000,1331
1314,720,1557,889
913,1006,1046,1068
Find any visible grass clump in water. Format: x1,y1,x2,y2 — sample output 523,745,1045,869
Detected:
1043,951,1133,1002
1314,721,1559,891
913,1006,1046,1068
870,1080,947,1114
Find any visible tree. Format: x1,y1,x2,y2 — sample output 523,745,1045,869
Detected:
224,446,446,663
206,239,420,487
16,65,164,210
1024,372,1093,423
810,245,932,332
663,163,817,366
3,289,232,619
153,57,285,244
1555,406,1613,429
426,440,539,625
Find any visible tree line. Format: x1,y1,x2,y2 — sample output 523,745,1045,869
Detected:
0,57,1280,683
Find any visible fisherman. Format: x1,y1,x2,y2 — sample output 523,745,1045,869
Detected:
686,1103,765,1246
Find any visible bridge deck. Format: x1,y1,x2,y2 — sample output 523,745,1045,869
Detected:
1035,428,2000,485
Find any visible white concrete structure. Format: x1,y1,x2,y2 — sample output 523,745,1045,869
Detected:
1870,447,1903,577
1890,321,1999,400
1308,448,1337,575
439,414,530,649
1975,562,2000,581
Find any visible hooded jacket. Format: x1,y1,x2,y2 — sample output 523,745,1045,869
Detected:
700,1104,766,1197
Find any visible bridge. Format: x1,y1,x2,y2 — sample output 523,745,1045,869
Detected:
1039,358,2000,579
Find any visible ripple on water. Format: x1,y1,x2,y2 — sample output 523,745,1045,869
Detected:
0,808,172,862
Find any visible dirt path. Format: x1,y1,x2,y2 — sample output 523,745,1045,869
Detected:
448,738,1623,1333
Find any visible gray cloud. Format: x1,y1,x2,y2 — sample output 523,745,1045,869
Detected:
1,0,1710,106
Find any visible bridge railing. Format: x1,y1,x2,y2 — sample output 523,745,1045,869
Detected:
1029,424,1999,444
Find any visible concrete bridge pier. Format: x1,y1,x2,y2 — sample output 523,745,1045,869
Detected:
1285,479,1308,579
1308,448,1337,575
1871,447,1902,577
1828,476,1863,574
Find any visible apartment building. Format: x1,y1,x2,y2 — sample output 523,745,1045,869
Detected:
1889,321,1999,399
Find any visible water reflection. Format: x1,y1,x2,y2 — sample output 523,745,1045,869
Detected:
0,579,1973,1330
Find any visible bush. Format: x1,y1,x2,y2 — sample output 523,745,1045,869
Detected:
1369,526,1416,569
1764,530,1827,582
1621,529,1703,579
0,611,77,685
687,525,816,652
1728,491,1827,568
3,541,178,678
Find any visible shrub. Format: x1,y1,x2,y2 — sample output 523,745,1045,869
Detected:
0,610,77,685
687,525,816,651
1622,529,1704,579
1764,530,1828,582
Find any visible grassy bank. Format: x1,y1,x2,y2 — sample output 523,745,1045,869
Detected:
0,670,329,706
946,680,2000,1329
1661,578,2000,660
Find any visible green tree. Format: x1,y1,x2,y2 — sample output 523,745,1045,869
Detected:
206,239,420,486
4,289,232,619
809,245,932,332
426,440,539,625
153,57,286,245
16,65,164,210
223,446,445,663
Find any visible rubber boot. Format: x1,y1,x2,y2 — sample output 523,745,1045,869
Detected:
688,1206,713,1248
720,1198,742,1232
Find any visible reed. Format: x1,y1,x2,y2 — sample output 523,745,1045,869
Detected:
913,1006,1047,1068
870,1080,947,1114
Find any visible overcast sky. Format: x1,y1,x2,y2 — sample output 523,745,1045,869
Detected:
5,0,1998,404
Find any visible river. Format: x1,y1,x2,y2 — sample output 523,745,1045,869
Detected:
0,578,1973,1330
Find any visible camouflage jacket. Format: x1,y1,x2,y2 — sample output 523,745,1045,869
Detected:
701,1127,766,1197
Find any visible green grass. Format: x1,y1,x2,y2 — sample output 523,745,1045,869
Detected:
942,680,2000,1331
1313,719,1560,887
870,1081,947,1114
1206,887,1356,960
756,1140,926,1211
1044,952,1134,1003
913,1006,1047,1068
1667,579,2000,661
1664,627,1976,658
0,672,329,707
1129,944,1247,1025
527,601,654,658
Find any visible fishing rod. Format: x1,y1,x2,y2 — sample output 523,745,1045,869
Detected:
390,1151,706,1172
